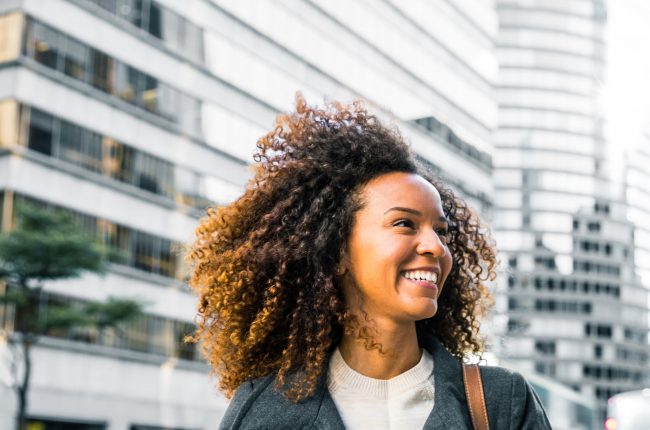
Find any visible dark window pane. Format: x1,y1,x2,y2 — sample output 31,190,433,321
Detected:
27,108,54,155
26,21,62,70
114,62,140,103
147,1,162,38
140,74,159,113
62,37,90,82
27,417,105,430
59,121,103,173
91,49,114,93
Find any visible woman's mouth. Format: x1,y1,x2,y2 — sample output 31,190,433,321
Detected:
401,270,439,290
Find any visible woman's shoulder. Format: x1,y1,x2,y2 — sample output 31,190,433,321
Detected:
477,365,552,429
218,374,328,430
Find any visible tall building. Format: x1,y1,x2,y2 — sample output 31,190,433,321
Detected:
625,141,650,320
0,0,498,428
494,0,650,422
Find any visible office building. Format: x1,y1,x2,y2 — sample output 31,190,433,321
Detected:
494,0,650,422
0,0,498,428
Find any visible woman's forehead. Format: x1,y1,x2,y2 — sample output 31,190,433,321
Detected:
360,172,444,214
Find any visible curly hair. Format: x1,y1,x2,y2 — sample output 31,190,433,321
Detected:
187,95,497,402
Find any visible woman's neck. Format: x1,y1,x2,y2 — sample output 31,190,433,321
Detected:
338,319,422,380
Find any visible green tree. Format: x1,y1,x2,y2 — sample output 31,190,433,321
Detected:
0,204,142,430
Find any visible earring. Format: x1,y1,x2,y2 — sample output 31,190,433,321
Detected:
336,263,347,276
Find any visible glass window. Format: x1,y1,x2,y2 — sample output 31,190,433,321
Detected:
139,74,159,113
133,153,173,196
177,93,201,135
90,49,114,93
27,418,106,430
147,1,162,38
183,20,203,63
160,8,182,52
59,121,103,173
102,222,131,265
27,108,55,155
25,20,63,70
173,321,196,360
103,138,134,184
62,36,90,82
117,0,147,29
114,62,141,104
157,83,178,123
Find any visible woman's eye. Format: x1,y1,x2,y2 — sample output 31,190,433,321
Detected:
436,228,450,240
393,219,415,228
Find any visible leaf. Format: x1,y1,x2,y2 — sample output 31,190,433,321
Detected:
85,297,144,327
42,305,93,332
0,204,106,282
0,288,28,305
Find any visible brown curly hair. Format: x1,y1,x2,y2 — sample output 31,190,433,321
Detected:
187,96,497,402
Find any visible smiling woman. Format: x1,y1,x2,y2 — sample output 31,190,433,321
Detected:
187,96,551,429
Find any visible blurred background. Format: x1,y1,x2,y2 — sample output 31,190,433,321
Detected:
0,0,649,429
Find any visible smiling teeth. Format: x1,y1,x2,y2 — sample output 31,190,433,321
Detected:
403,270,438,283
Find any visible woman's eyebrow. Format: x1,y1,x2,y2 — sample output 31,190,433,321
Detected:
383,206,448,223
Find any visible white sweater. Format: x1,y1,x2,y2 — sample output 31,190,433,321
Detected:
327,348,435,429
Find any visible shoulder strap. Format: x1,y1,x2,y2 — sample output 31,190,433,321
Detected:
462,364,490,430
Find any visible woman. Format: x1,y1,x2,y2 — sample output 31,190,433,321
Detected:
188,97,551,429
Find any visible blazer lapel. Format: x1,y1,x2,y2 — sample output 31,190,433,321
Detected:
312,370,347,430
421,335,473,430
313,389,347,430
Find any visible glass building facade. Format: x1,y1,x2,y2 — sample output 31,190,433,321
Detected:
494,0,650,424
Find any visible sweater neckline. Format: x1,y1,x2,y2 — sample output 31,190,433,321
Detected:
327,347,434,398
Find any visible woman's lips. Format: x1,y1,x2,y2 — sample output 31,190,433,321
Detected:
402,276,439,294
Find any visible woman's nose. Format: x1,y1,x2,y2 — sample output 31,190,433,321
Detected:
415,231,447,257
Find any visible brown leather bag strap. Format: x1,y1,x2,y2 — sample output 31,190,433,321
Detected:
462,364,490,430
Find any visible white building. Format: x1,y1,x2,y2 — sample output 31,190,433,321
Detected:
0,0,498,429
494,0,650,423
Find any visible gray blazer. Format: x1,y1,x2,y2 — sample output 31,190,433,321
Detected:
219,335,551,429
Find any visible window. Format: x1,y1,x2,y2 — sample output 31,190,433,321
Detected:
27,108,54,155
8,287,199,360
59,120,103,173
62,36,90,81
91,49,114,93
25,21,62,70
587,221,601,233
114,62,141,104
140,74,159,113
27,418,105,430
21,104,218,209
23,19,201,133
594,344,603,359
147,1,162,38
535,341,555,356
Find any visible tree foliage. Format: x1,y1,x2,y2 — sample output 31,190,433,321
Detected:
0,203,143,430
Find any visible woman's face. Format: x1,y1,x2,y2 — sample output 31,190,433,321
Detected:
342,172,453,324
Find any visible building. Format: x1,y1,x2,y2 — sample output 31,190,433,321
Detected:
0,0,498,428
494,0,650,422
